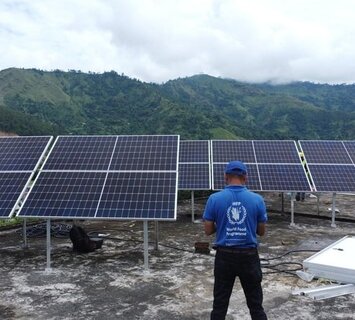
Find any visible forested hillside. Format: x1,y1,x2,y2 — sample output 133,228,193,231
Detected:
0,68,354,139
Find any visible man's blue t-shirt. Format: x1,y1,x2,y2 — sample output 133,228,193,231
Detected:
203,185,267,248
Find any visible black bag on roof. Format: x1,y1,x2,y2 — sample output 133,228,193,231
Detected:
69,225,97,253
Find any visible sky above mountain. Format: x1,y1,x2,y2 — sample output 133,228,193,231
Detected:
1,0,355,84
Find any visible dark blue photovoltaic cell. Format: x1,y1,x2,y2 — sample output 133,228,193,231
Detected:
178,163,210,190
212,140,255,163
43,136,117,171
19,171,106,218
343,141,355,163
96,172,177,220
179,140,209,163
258,164,311,191
300,141,352,164
254,141,300,163
0,136,51,171
212,163,261,191
308,165,355,192
109,136,179,171
0,172,32,217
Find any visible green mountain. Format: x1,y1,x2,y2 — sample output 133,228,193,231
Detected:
0,68,354,139
161,75,355,139
257,82,355,112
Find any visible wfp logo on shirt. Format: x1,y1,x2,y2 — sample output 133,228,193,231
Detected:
226,202,247,225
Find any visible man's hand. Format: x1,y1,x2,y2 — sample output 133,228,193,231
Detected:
257,222,266,236
204,220,216,236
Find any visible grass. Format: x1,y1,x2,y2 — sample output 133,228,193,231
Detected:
0,217,22,228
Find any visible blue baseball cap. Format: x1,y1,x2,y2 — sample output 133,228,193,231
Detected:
225,161,247,175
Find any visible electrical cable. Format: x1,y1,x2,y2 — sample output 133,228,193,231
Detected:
260,249,319,261
262,265,303,275
259,251,318,276
18,224,134,239
17,222,72,238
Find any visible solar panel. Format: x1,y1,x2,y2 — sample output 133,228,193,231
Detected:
18,171,106,218
178,140,210,190
299,141,352,164
343,141,355,163
299,140,355,192
110,136,178,171
178,163,210,190
18,135,179,220
253,140,300,163
258,164,311,192
96,172,177,220
307,165,355,192
179,140,209,163
0,136,52,218
212,140,255,163
0,172,32,217
212,163,261,191
211,140,310,191
43,136,117,171
0,136,52,171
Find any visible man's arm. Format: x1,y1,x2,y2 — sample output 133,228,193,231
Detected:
257,222,266,236
204,220,216,236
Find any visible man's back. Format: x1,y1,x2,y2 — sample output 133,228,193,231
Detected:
203,185,267,248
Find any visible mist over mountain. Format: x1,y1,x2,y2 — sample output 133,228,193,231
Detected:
0,68,354,139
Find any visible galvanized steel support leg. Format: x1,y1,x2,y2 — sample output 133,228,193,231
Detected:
290,192,295,227
331,193,337,228
154,221,159,251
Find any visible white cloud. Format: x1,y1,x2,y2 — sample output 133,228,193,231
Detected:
1,0,355,83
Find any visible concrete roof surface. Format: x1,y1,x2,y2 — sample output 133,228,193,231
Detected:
1,192,355,320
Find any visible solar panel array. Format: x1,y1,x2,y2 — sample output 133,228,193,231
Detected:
0,136,52,218
178,140,211,190
3,136,352,220
212,140,311,191
18,135,179,220
299,140,355,192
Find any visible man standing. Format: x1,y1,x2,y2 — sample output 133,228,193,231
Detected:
203,161,268,320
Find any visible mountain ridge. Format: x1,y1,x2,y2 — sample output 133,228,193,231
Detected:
0,68,354,139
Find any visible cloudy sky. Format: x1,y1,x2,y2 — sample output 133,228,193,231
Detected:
1,0,355,84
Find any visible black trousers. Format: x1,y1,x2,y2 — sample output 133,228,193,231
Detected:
211,249,267,320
